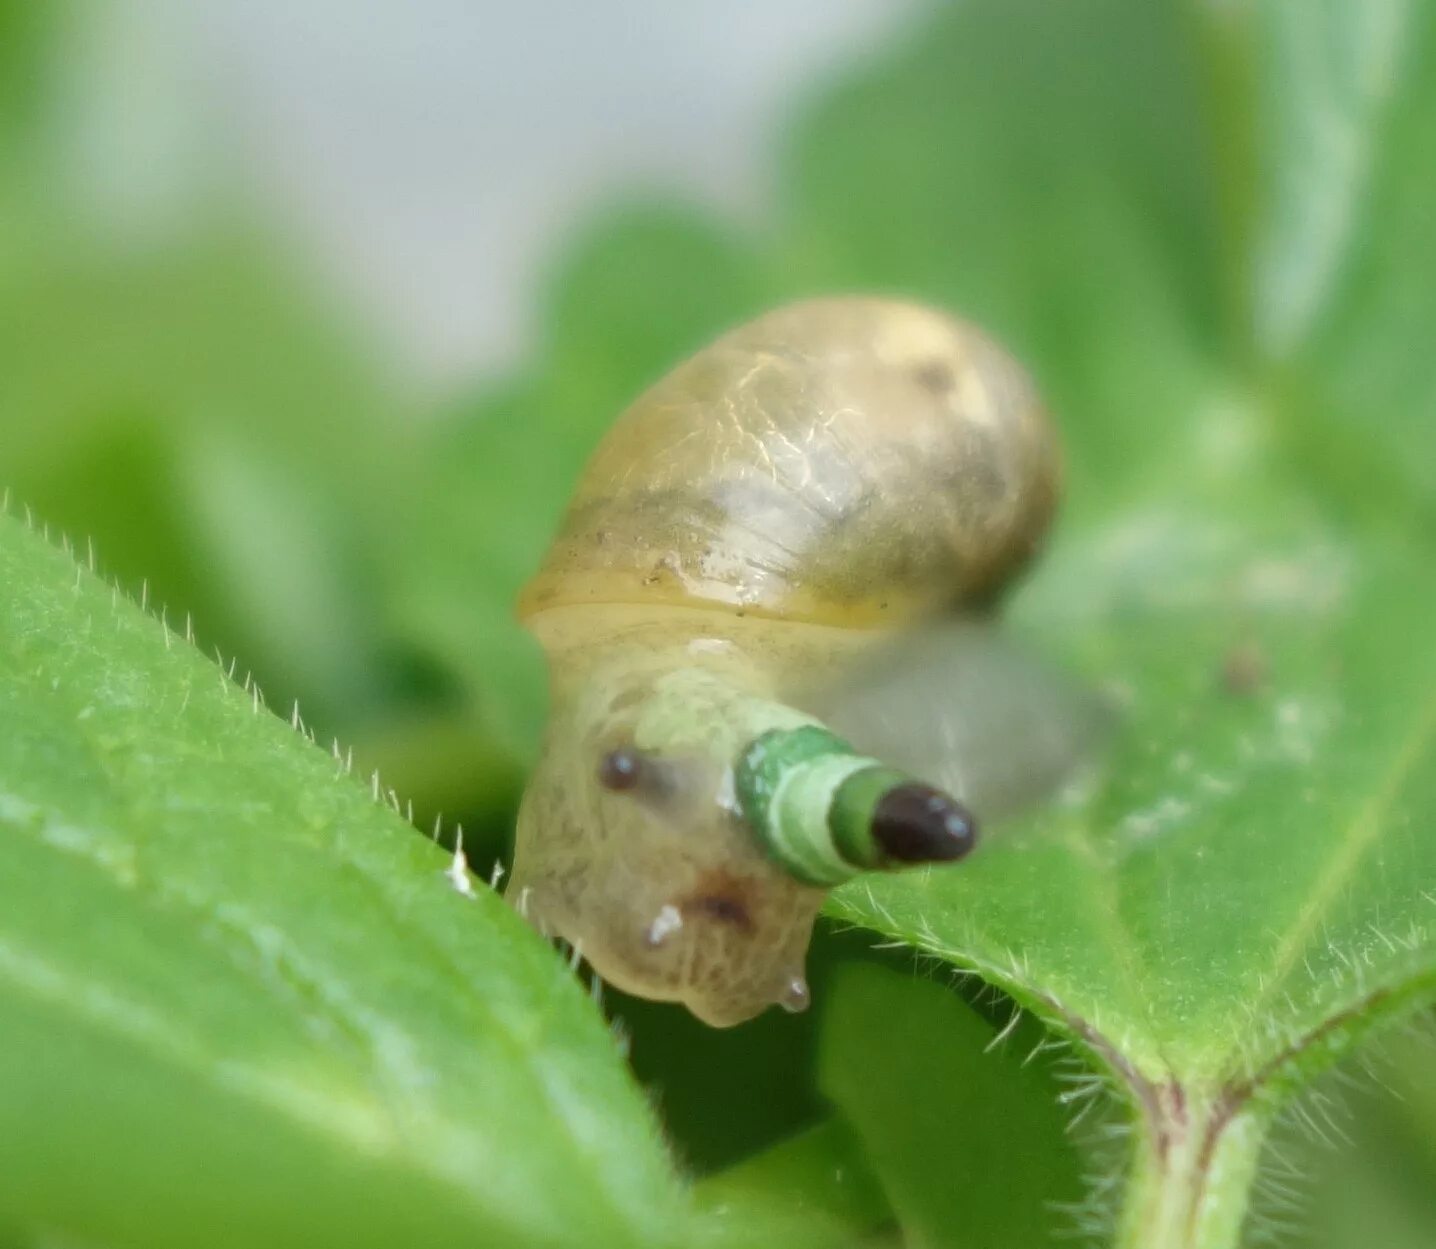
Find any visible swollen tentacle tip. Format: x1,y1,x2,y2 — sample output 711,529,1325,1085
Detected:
780,976,811,1014
872,783,978,864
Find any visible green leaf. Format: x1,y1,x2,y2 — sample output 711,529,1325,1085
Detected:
0,511,683,1249
0,149,413,746
1274,1019,1436,1249
1259,0,1436,508
692,1117,891,1249
818,964,1087,1249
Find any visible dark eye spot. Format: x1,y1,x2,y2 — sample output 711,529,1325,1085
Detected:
912,358,956,395
598,748,644,791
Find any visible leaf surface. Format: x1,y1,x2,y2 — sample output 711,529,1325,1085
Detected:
0,512,683,1249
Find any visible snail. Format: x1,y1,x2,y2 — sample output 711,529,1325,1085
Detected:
507,296,1065,1027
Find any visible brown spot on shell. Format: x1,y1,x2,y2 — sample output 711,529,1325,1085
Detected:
912,357,957,395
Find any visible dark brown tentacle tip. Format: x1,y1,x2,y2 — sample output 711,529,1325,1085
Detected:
872,783,978,864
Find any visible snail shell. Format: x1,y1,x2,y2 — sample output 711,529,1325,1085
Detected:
508,297,1059,1026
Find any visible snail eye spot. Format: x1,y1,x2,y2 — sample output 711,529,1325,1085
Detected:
597,748,644,791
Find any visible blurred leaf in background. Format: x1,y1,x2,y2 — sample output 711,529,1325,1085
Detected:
1291,1020,1436,1248
2,225,393,716
0,4,510,829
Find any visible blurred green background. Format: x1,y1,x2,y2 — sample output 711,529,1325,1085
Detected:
3,1,1435,1245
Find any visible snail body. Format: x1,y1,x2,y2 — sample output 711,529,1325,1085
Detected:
508,298,1059,1026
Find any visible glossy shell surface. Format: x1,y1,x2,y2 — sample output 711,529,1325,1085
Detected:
520,297,1058,628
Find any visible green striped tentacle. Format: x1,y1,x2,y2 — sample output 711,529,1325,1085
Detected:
734,726,977,886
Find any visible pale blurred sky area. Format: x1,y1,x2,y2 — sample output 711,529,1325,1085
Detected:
68,0,922,388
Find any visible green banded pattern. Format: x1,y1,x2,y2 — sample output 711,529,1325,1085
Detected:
735,727,876,885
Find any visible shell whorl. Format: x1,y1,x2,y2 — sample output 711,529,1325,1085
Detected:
519,297,1060,629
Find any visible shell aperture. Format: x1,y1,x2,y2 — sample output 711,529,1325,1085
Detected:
507,297,1061,1026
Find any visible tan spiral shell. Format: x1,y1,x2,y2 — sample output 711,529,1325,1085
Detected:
519,297,1059,630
